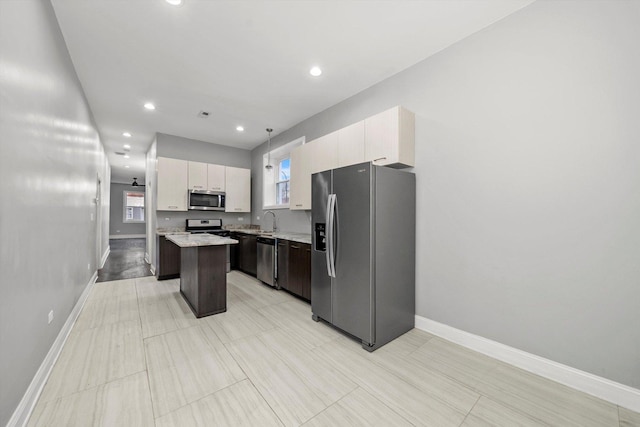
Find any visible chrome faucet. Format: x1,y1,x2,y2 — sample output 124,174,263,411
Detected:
264,210,277,233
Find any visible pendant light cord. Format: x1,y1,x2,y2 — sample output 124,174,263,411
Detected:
266,128,273,170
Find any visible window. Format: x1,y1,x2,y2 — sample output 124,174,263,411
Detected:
263,136,304,209
123,191,145,223
276,158,290,205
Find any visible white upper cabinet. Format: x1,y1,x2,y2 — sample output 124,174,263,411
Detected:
225,166,250,212
288,106,414,211
157,157,188,211
289,143,313,210
188,161,207,190
207,164,225,192
189,162,226,192
337,121,365,167
310,131,339,174
364,106,415,168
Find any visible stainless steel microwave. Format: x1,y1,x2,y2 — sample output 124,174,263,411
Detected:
188,190,225,211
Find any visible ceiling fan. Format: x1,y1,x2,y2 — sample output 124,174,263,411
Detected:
131,177,146,187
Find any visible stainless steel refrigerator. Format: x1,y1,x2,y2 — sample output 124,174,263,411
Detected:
311,162,416,351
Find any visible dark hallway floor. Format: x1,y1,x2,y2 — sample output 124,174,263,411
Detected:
97,238,152,282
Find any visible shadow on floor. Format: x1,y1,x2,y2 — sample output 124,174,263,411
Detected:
97,238,153,282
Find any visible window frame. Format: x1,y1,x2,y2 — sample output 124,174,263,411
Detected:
123,190,145,223
263,136,304,210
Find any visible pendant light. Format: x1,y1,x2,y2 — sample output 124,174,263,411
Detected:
265,128,274,170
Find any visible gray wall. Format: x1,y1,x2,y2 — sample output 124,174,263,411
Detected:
0,1,110,424
110,183,146,237
157,132,251,168
250,0,640,388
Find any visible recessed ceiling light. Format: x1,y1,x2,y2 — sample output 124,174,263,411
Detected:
165,0,183,5
310,66,322,77
123,132,132,137
125,165,130,168
236,126,244,132
144,102,156,110
123,144,131,149
124,155,130,159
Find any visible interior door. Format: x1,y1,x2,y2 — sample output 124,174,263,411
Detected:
332,163,373,344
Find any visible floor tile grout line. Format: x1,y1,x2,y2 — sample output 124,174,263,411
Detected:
134,277,158,424
217,326,287,427
334,333,480,416
457,395,481,427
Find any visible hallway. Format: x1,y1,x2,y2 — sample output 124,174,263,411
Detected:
97,238,152,282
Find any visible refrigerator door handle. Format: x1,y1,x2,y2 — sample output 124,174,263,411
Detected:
327,194,337,278
325,194,333,278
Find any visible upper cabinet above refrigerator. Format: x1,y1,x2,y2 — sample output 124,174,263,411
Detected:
364,106,415,168
290,106,415,210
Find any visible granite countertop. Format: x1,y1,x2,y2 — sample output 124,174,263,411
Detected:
165,234,238,248
156,228,189,236
227,229,312,245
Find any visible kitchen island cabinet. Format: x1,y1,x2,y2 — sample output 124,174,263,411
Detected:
166,234,238,318
156,233,185,280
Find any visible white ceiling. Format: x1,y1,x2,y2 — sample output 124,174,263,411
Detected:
50,0,534,184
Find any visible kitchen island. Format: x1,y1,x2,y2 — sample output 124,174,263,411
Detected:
165,233,238,318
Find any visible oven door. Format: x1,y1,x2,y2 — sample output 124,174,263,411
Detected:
189,191,225,211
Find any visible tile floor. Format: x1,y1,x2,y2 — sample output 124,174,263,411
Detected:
28,272,640,426
97,238,152,282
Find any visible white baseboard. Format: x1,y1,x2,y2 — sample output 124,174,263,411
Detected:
149,264,156,275
144,252,149,263
109,234,145,239
7,272,98,427
415,316,640,412
99,246,110,269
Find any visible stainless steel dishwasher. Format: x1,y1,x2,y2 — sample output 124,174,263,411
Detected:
256,236,275,287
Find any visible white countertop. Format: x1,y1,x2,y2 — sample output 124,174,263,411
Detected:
156,228,189,236
165,233,238,248
228,229,312,244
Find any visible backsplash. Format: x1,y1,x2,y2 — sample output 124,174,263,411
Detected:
156,211,251,230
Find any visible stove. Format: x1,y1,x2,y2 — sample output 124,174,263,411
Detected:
186,219,231,272
185,219,230,237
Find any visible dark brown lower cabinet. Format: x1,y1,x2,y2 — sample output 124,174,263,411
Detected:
301,245,311,300
278,240,311,301
276,240,289,290
157,235,180,280
240,234,257,276
229,232,240,270
230,233,257,276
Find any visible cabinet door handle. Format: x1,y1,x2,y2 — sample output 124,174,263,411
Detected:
373,157,387,163
291,245,300,249
168,206,177,209
295,204,303,207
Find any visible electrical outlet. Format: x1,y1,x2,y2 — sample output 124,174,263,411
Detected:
90,212,94,221
238,217,244,221
87,263,90,271
256,216,260,221
48,310,54,324
165,217,170,221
